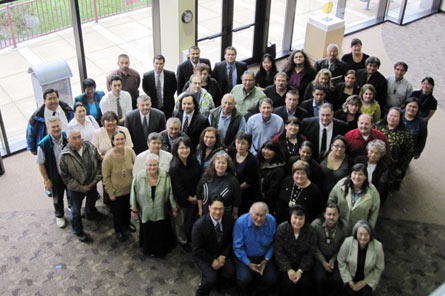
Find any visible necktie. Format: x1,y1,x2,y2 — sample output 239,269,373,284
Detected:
143,116,148,138
52,111,56,116
228,65,233,91
215,222,223,244
156,74,163,108
116,97,123,119
321,128,327,154
183,116,189,134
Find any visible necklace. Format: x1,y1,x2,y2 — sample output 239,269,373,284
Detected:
288,183,304,208
286,138,298,155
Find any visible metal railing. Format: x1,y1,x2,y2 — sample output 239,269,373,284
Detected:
0,0,151,49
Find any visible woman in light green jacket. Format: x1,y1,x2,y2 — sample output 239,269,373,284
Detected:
328,163,380,233
130,154,177,257
338,220,384,295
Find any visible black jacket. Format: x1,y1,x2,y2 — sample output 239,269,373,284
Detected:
142,70,177,118
213,61,248,94
176,58,212,94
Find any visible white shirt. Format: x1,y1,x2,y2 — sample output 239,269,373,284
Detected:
182,110,195,130
155,71,164,96
132,149,173,177
100,90,132,119
68,115,99,143
319,120,334,153
367,163,377,182
140,110,150,127
44,106,68,130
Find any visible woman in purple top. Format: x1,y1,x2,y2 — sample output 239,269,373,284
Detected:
283,50,316,100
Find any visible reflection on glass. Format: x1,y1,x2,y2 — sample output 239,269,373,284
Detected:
198,0,223,39
232,27,254,61
234,0,256,27
268,0,287,54
198,38,222,66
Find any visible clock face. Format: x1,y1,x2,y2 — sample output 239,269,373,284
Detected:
182,10,193,23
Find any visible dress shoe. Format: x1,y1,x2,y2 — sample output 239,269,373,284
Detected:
76,232,92,243
86,211,106,221
126,223,137,233
116,231,127,242
179,242,192,253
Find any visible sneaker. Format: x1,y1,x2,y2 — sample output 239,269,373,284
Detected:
56,217,66,228
75,232,92,243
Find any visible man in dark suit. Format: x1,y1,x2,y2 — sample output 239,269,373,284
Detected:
192,198,235,296
274,90,310,123
301,103,348,161
300,84,327,117
142,55,177,118
124,95,166,155
173,94,209,149
213,46,248,94
314,44,347,85
355,56,387,109
176,45,212,93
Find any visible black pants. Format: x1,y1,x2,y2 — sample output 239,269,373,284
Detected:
279,270,311,296
313,261,343,296
343,284,373,296
196,257,235,296
52,181,67,218
111,194,130,232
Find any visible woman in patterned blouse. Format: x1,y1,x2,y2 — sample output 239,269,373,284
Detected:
375,107,414,190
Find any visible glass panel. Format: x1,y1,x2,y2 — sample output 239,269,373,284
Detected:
198,0,223,39
232,26,255,61
197,37,222,66
268,0,287,53
292,1,339,49
386,0,404,21
343,0,381,28
233,0,256,28
402,0,437,24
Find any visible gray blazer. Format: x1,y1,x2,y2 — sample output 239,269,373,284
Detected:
337,237,385,291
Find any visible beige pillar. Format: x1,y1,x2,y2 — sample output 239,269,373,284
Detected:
155,0,195,71
304,12,345,62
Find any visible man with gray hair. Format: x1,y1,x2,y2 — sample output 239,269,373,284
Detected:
160,117,188,152
314,44,347,84
233,201,277,294
125,94,166,155
59,128,103,242
36,116,69,228
231,71,266,119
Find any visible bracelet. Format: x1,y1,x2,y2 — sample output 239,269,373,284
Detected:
44,179,50,184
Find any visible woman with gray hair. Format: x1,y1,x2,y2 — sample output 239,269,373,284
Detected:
337,220,384,296
130,153,178,257
355,139,389,204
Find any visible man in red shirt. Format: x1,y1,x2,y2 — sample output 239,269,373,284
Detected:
344,114,391,164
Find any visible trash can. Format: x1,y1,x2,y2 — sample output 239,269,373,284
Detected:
28,58,73,107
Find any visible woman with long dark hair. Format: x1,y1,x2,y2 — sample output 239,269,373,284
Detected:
273,117,307,162
328,163,380,231
282,50,316,99
409,76,437,121
256,140,286,214
196,126,224,170
256,53,278,89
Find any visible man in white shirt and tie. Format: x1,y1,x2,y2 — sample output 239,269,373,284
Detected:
100,75,132,125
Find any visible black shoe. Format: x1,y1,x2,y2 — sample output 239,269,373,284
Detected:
86,211,106,221
76,232,92,243
179,242,192,253
116,231,127,242
126,223,137,233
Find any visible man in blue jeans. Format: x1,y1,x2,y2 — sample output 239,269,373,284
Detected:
59,128,103,242
233,202,277,295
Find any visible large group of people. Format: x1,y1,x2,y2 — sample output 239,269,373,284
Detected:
26,40,436,295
